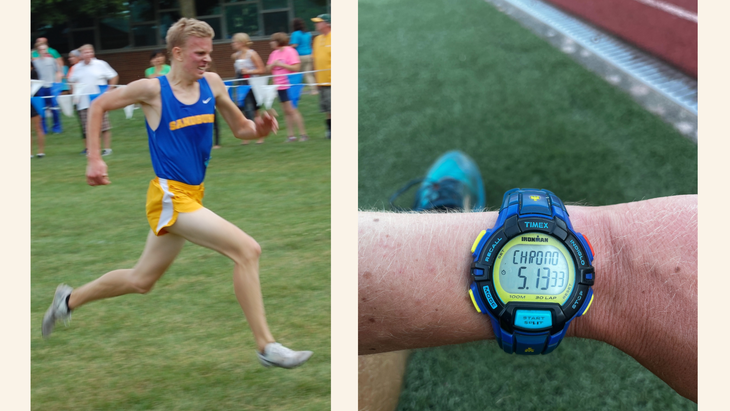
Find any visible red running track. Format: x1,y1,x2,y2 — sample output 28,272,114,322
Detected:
545,0,697,77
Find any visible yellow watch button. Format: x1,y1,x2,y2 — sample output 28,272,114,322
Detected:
469,289,481,313
471,230,487,253
582,294,594,316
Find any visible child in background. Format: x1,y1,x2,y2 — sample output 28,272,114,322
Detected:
145,50,171,78
266,32,308,142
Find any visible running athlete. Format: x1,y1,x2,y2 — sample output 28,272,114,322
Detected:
41,18,313,369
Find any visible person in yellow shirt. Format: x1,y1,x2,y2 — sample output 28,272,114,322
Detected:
311,14,331,139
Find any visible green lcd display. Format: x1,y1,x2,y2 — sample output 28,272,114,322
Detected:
493,233,575,304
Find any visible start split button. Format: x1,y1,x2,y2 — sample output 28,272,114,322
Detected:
514,310,552,330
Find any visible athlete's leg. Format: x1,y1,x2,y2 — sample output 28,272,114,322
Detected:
38,87,51,134
68,230,186,309
281,100,296,138
166,207,275,352
32,115,45,155
102,130,112,151
292,106,307,137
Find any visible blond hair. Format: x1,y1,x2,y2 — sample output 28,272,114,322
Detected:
232,33,253,46
79,44,94,52
165,18,215,55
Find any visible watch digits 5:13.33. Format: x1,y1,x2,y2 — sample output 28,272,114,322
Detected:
469,188,595,355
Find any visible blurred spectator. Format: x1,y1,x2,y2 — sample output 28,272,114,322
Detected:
66,49,86,141
32,43,63,134
31,61,45,158
290,18,317,95
145,50,171,78
267,32,308,142
69,44,118,156
231,32,266,145
32,37,64,73
66,49,80,81
61,50,81,95
312,14,331,139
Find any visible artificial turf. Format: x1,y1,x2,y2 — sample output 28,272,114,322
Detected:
358,0,697,409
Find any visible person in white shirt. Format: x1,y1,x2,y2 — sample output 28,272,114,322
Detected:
69,44,119,156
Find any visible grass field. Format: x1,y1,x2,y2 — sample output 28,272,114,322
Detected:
31,95,330,410
359,0,697,409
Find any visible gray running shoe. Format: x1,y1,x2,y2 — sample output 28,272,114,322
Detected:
257,342,313,369
101,149,113,156
42,284,73,338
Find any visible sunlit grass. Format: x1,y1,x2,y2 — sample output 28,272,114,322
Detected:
32,95,331,410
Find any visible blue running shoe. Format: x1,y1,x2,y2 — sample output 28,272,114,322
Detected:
390,150,486,212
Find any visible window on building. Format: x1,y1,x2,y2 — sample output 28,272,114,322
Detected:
199,17,223,40
197,0,222,16
262,0,287,10
263,11,288,36
71,30,96,49
130,0,155,23
225,3,260,37
100,14,131,50
133,24,158,47
158,11,183,43
31,20,70,54
292,0,329,32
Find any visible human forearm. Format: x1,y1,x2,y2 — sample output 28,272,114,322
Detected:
86,101,103,160
358,211,500,353
584,195,698,401
279,63,300,71
233,119,258,140
242,67,265,76
228,108,274,140
359,196,697,399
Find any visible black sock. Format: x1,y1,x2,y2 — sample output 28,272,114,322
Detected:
65,294,72,311
326,119,331,131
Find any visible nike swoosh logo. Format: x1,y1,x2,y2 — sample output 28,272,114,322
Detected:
203,98,211,104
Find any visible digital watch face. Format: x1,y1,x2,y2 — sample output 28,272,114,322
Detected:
492,232,576,305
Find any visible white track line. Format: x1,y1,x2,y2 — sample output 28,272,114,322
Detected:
633,0,697,23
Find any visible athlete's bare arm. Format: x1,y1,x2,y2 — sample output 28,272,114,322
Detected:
85,79,162,186
266,60,301,73
359,195,697,401
249,51,266,75
204,72,278,140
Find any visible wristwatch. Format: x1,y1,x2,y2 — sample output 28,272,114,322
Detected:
468,188,595,355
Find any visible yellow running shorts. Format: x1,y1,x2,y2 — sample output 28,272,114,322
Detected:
146,177,205,236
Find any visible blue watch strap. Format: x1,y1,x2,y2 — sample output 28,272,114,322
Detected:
492,188,574,355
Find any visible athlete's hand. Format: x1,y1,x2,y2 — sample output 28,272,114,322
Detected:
86,158,110,186
255,111,279,137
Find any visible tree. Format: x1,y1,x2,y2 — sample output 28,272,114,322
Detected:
31,0,128,26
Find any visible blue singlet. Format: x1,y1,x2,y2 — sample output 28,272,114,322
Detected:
147,76,216,185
